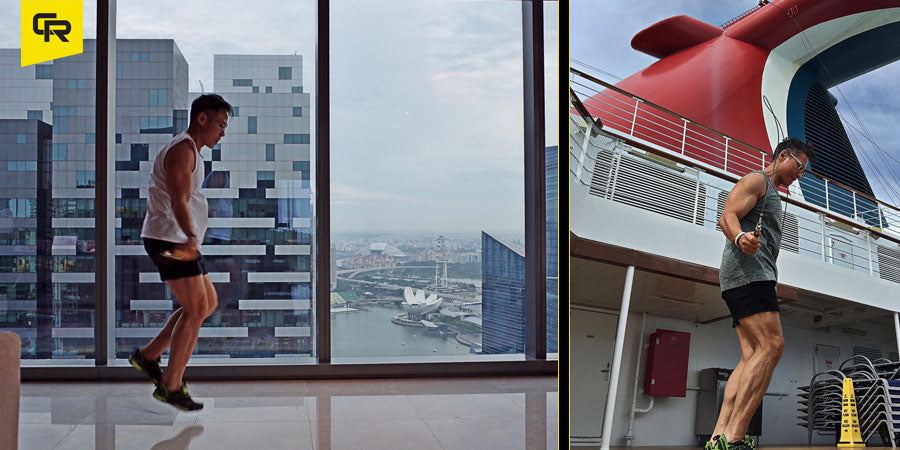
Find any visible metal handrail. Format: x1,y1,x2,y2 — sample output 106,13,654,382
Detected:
570,67,900,243
570,100,900,282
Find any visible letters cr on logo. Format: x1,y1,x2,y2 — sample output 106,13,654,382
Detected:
20,1,83,66
33,13,71,42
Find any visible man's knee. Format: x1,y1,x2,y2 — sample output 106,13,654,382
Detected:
182,303,207,322
765,335,784,359
206,295,218,317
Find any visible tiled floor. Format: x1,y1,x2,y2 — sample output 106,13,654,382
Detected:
16,376,558,449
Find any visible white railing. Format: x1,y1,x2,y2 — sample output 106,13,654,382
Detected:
570,94,900,284
570,67,900,234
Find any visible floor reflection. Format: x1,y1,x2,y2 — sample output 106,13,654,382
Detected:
18,376,557,449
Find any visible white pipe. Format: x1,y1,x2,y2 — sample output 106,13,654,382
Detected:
624,312,648,446
601,266,635,450
634,397,654,414
894,313,900,361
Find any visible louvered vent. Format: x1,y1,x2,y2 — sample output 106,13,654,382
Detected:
590,151,705,226
803,82,874,197
851,345,882,362
588,147,615,198
876,245,900,284
782,213,799,254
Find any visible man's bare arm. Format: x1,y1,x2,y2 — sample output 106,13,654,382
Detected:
718,172,766,254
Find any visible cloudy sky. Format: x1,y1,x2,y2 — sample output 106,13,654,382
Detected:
572,0,900,206
3,0,558,235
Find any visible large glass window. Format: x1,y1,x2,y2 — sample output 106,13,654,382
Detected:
332,0,525,360
0,1,98,363
114,0,316,363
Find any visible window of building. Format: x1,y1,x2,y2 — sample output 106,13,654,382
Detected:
284,134,309,144
149,90,167,106
35,65,52,79
53,144,68,161
76,171,96,188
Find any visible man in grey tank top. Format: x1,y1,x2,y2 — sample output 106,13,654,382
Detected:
128,94,232,411
706,138,815,450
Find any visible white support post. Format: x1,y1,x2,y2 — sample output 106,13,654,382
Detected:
824,180,830,211
600,266,635,450
692,168,703,225
723,137,729,172
576,121,591,179
867,231,874,276
680,119,688,155
609,153,622,201
821,213,828,262
629,99,640,135
895,313,900,363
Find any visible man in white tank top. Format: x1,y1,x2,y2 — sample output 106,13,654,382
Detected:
128,94,232,411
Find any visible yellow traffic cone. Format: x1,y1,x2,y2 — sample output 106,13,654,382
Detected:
837,377,865,447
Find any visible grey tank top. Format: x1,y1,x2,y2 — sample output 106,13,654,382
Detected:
720,171,782,291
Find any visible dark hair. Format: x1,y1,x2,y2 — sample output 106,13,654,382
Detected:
189,94,233,126
774,137,815,163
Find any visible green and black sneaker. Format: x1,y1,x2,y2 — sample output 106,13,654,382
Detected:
703,436,718,450
128,348,163,385
153,383,204,411
714,435,755,450
743,434,757,450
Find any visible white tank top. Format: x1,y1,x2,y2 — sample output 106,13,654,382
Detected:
141,132,209,245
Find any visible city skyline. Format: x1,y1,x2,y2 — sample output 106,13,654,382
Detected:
0,0,559,234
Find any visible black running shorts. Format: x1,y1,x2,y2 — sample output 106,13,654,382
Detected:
143,238,207,282
721,280,780,328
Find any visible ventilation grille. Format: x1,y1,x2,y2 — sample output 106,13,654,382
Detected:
589,150,705,226
876,245,900,284
782,213,799,254
803,82,874,196
588,147,615,198
851,345,882,362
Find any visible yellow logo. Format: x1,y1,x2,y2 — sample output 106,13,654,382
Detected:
21,0,83,66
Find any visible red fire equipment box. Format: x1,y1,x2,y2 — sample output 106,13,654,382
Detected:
643,329,691,397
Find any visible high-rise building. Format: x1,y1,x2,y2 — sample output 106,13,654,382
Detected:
481,232,525,354
481,145,558,353
0,40,314,359
546,145,558,353
0,118,53,357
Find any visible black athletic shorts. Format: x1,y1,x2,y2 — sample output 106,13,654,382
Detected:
721,280,780,328
143,238,207,281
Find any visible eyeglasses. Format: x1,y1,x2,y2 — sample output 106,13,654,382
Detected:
205,113,228,130
786,151,805,174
